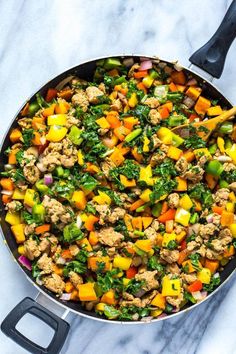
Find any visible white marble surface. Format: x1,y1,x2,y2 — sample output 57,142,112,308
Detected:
0,0,236,353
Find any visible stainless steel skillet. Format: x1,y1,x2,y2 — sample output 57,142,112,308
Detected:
1,2,236,353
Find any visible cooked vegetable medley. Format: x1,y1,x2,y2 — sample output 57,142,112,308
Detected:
1,57,236,321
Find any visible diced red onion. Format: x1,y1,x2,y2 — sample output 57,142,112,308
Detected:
158,313,168,318
139,60,152,71
1,189,13,196
206,214,213,223
171,308,179,313
187,78,198,86
76,215,82,229
25,205,32,213
141,316,153,323
213,272,220,279
183,96,195,109
60,293,71,301
217,156,232,162
18,255,32,271
192,291,202,300
135,289,146,298
55,75,74,91
123,58,134,67
44,173,53,185
57,256,66,265
4,164,14,171
188,223,200,236
200,291,208,299
37,162,47,172
40,136,46,145
36,277,43,286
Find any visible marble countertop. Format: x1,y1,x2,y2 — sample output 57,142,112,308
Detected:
1,0,236,353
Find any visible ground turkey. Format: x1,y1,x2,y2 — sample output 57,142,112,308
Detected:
182,165,204,183
213,188,230,206
168,193,179,209
69,271,83,287
97,227,124,247
198,224,218,239
37,253,54,274
6,200,22,213
71,89,89,112
144,97,160,108
42,195,72,226
43,274,65,294
101,158,116,179
175,157,188,174
24,239,41,260
23,162,40,184
160,249,180,264
166,293,184,310
86,86,104,104
135,270,159,291
107,207,126,223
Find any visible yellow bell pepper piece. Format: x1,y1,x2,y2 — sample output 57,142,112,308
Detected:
72,190,86,210
143,136,150,152
197,267,211,284
217,137,225,153
11,224,25,244
77,150,84,166
225,144,236,164
175,208,191,226
162,276,181,296
12,188,26,200
120,175,136,188
123,278,131,286
135,239,152,253
24,189,38,207
96,303,106,312
229,192,236,202
46,125,68,142
78,238,92,252
113,256,132,270
140,189,152,202
151,309,163,317
157,127,173,145
194,148,211,160
226,202,234,213
162,233,176,247
128,93,138,108
5,212,21,226
179,194,193,210
167,146,183,160
229,224,236,238
124,214,133,231
93,190,111,205
18,245,25,255
151,293,166,309
77,283,97,301
142,75,154,88
207,105,223,116
47,114,67,126
139,165,153,186
96,117,111,129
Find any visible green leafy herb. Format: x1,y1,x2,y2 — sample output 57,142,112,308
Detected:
184,135,206,149
189,183,213,208
203,275,220,292
96,269,123,293
63,223,84,243
147,256,165,276
103,305,120,319
150,179,177,204
32,263,41,278
184,291,197,304
22,129,34,148
63,261,87,276
125,278,145,295
153,159,177,178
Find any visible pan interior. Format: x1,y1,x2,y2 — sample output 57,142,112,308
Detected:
1,55,235,321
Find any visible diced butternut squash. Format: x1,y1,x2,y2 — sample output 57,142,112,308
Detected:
221,211,234,227
142,217,153,229
194,96,211,115
205,259,219,274
9,128,22,143
151,293,166,309
110,148,125,166
88,256,111,271
171,70,186,85
132,216,142,231
78,238,92,252
89,231,99,246
135,239,152,253
0,178,14,191
223,245,235,258
120,174,136,188
101,289,117,305
77,283,97,301
175,177,187,191
185,86,202,101
84,215,99,231
124,214,133,231
11,224,25,244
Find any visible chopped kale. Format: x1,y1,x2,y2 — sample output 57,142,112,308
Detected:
22,129,34,148
150,179,177,204
203,275,220,292
63,261,87,276
153,159,177,178
184,135,206,149
63,223,84,243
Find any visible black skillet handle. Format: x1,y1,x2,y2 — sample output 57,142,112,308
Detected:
189,0,236,78
1,297,70,354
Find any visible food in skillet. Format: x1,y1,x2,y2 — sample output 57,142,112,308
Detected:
1,57,236,321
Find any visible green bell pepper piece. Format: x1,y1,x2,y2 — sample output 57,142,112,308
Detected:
55,166,64,178
32,204,45,223
134,230,145,237
68,126,83,145
124,128,142,142
172,133,184,147
35,179,49,194
219,122,233,134
206,160,224,177
152,202,162,217
28,101,40,117
166,92,183,102
225,138,233,149
208,143,217,155
219,180,229,188
103,58,122,70
168,115,187,127
189,212,199,224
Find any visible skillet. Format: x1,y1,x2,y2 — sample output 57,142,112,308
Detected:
1,1,236,353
